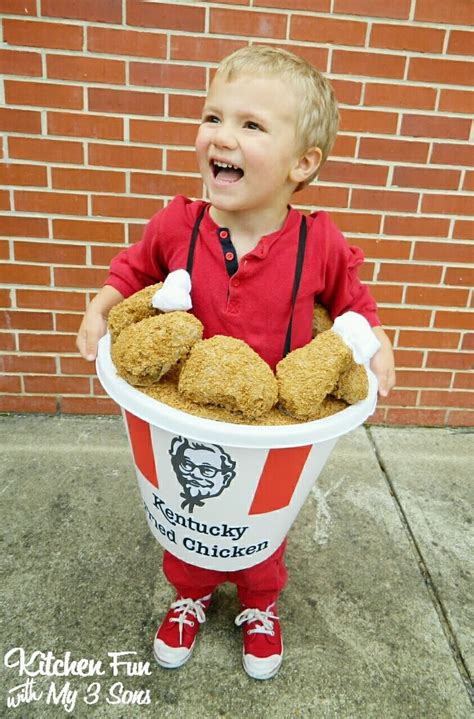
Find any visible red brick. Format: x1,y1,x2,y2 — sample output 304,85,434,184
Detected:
1,354,56,373
294,185,349,209
0,49,41,76
462,334,474,350
170,35,245,63
331,135,357,159
331,79,362,106
41,0,122,23
60,356,96,375
130,119,198,147
60,396,120,415
402,114,471,141
446,410,474,427
422,194,473,217
3,19,83,50
352,189,418,213
386,408,446,426
357,262,375,282
48,111,124,141
399,330,460,349
0,108,41,134
0,163,47,187
463,172,474,192
88,27,166,59
427,351,473,370
0,396,57,413
53,219,124,243
0,192,11,211
55,313,83,332
130,62,206,91
127,0,204,32
16,289,86,311
383,215,450,238
354,237,411,260
168,94,205,120
435,311,474,331
406,286,469,308
378,389,419,407
329,211,381,234
47,54,125,85
1,309,53,330
415,0,473,25
367,283,403,304
453,372,474,390
255,0,329,8
448,30,473,56
166,150,200,173
210,8,286,38
396,369,452,388
14,241,86,265
5,80,83,110
0,333,16,351
319,161,388,187
445,267,474,286
53,267,107,289
0,216,48,238
413,242,474,263
332,50,406,79
340,108,398,134
0,0,37,14
262,43,329,72
92,195,163,219
8,137,83,165
378,307,432,327
24,375,90,394
52,168,125,194
0,240,9,259
421,390,473,408
88,144,162,172
291,15,367,46
128,223,146,244
334,0,411,18
393,349,424,368
378,262,442,284
15,190,88,216
19,333,76,353
88,87,164,117
431,143,474,167
364,83,436,111
0,263,50,286
370,22,445,53
393,166,460,191
131,173,202,198
408,57,474,87
90,246,122,267
359,137,429,163
453,221,473,241
439,90,474,115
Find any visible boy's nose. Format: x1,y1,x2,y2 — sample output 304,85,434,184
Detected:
212,123,237,150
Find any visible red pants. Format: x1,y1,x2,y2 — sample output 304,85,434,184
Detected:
163,540,288,610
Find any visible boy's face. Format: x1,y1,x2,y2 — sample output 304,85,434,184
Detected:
196,73,302,218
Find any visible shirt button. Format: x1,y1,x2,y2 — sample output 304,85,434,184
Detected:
225,251,234,261
219,229,229,239
232,278,240,287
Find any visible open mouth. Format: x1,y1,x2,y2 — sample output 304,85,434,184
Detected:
211,160,244,183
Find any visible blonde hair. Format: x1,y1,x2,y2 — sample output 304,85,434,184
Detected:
215,45,340,188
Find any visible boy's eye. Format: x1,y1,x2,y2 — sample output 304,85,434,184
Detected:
203,114,220,124
244,121,263,131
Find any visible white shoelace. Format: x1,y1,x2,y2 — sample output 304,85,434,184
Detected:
234,606,278,636
169,596,210,645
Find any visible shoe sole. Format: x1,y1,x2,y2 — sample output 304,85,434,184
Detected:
153,644,193,669
241,655,282,680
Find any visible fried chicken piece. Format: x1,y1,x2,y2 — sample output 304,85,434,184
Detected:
111,311,203,387
276,329,352,421
178,335,278,420
312,303,333,337
108,283,163,342
333,358,369,404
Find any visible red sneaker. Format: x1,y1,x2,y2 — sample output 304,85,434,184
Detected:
153,594,212,669
234,603,283,680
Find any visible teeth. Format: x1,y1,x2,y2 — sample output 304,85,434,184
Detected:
213,160,240,170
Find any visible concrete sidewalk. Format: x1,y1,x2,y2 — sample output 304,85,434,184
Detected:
1,415,473,718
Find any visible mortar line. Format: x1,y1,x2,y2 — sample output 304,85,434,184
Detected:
366,426,473,704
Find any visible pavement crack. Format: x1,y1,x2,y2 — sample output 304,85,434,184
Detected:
366,426,474,705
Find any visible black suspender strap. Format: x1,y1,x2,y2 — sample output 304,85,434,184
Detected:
282,215,307,358
186,204,207,277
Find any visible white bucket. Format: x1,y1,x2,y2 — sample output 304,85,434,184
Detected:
97,333,378,570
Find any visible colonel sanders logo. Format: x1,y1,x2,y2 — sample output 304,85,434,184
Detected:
169,436,237,513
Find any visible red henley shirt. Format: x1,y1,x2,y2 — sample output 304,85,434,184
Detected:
106,195,380,370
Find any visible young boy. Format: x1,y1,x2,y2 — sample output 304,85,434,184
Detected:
77,46,395,680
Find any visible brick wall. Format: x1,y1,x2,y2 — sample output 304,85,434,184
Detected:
0,0,473,426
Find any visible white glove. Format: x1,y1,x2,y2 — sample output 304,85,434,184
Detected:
332,311,381,365
151,269,192,312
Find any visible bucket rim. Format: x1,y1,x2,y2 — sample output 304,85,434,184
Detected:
96,333,378,449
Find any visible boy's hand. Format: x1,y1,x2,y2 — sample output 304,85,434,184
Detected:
370,326,396,398
76,285,124,361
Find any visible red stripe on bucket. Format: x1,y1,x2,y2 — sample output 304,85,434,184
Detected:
248,445,312,515
124,411,159,488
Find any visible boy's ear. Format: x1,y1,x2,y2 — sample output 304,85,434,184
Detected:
290,147,322,185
